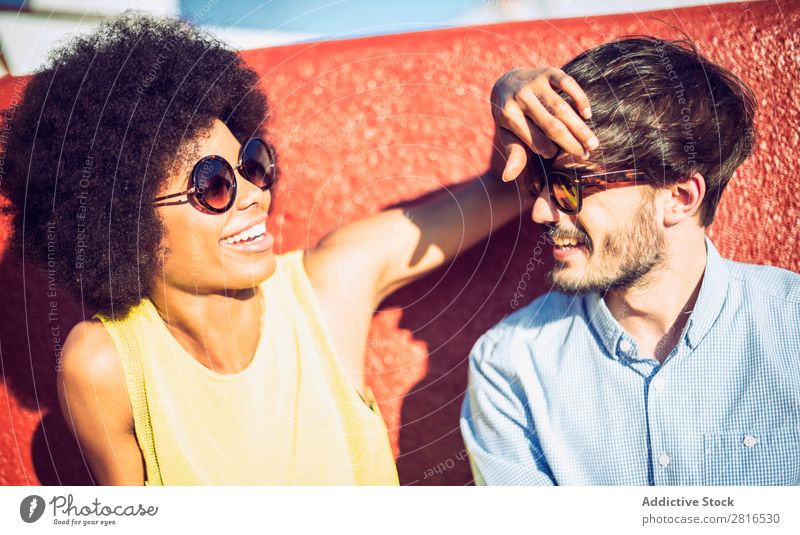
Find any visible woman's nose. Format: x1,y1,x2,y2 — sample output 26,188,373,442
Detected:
235,172,271,212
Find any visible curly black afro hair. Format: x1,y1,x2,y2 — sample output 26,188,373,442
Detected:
1,12,268,318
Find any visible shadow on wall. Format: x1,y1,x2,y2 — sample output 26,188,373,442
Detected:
387,216,552,485
0,251,94,484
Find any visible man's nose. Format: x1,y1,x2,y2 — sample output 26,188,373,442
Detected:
531,183,563,225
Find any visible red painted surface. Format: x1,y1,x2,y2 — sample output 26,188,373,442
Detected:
1,1,798,485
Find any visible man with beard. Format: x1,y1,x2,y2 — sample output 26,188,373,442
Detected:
460,37,800,485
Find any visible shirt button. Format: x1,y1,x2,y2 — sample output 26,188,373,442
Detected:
658,452,671,467
743,435,759,448
652,376,665,392
619,339,633,354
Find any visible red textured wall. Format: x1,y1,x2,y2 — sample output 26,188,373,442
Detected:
1,1,798,485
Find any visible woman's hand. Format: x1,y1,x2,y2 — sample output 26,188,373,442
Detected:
491,67,598,181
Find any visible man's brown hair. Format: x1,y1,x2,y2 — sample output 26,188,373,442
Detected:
562,36,756,226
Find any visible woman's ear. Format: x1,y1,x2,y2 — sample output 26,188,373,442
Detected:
663,172,706,227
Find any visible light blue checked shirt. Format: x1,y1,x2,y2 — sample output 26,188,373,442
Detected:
461,238,800,485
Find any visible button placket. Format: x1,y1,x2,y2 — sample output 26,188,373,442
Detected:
645,365,670,483
651,375,666,392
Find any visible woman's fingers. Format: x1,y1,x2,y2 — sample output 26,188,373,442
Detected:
496,99,559,162
495,99,534,150
537,86,598,154
491,66,598,166
515,85,587,157
545,70,598,150
498,127,557,182
548,69,592,119
499,127,528,182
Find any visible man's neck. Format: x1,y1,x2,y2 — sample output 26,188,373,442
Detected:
604,234,707,363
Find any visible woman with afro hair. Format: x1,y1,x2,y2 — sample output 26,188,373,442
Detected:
1,13,593,484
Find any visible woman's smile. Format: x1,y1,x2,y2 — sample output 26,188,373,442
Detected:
220,219,274,253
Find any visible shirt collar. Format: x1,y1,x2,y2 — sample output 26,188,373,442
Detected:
584,289,626,361
584,236,729,360
683,236,729,349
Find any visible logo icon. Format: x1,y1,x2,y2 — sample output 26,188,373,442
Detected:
20,495,45,523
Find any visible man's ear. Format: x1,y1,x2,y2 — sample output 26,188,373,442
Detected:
663,172,706,227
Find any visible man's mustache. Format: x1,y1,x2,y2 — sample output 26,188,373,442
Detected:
545,224,594,254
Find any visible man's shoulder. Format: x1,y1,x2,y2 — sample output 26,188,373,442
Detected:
496,291,582,332
471,291,584,364
723,257,800,305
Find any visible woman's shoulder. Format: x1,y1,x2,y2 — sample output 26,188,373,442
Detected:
59,320,143,484
63,320,121,374
60,320,130,422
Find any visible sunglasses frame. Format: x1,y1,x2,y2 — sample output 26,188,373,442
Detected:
154,138,276,214
529,167,652,215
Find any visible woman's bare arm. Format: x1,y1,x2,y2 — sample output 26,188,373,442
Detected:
58,321,146,485
304,172,529,392
303,66,597,392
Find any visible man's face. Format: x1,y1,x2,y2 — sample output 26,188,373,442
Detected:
530,154,667,294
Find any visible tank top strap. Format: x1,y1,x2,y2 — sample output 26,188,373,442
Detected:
96,305,164,486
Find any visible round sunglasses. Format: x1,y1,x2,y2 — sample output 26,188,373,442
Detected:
527,166,651,214
154,138,276,213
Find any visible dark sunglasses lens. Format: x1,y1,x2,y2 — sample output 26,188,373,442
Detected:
241,139,275,189
550,172,579,212
194,158,234,210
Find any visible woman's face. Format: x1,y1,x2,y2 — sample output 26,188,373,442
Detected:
155,119,276,295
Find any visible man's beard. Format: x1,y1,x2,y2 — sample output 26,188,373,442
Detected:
548,196,666,294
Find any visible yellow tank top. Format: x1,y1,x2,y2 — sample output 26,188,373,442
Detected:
97,250,398,485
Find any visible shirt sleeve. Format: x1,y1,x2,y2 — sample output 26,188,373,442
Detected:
460,332,556,485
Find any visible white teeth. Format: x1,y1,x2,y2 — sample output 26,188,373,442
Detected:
554,237,582,247
222,221,266,245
